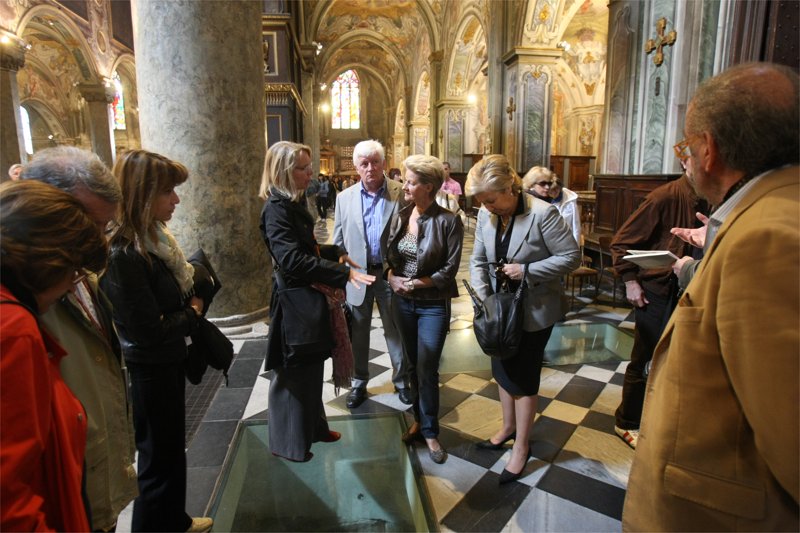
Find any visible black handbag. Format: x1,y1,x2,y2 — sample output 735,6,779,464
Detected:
266,248,332,367
462,274,527,360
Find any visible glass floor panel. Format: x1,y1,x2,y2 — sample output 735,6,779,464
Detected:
208,414,436,532
440,322,632,373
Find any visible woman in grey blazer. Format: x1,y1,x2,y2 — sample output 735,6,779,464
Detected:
466,155,580,484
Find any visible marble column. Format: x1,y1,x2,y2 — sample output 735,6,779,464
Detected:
1,32,27,177
437,103,470,172
78,82,115,166
134,0,269,318
504,49,559,172
428,50,443,157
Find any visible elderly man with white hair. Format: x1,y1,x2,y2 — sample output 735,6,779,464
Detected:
333,140,410,408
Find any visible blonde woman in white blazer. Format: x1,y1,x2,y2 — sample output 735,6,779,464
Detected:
466,155,580,484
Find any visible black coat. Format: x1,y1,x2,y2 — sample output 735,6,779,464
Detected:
260,191,349,370
101,243,199,365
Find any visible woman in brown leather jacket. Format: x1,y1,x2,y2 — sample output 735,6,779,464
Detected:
386,155,464,464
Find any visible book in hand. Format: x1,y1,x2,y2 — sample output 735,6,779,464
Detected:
622,250,679,269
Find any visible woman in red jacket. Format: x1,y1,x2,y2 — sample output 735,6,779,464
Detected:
0,180,108,531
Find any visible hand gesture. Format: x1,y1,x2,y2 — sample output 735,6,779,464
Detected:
501,263,525,281
670,212,709,249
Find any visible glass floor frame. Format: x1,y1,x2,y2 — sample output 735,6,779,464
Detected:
206,413,439,532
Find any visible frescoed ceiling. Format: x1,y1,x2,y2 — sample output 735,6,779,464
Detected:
313,0,434,92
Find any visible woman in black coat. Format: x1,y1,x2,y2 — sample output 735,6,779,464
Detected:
100,150,212,533
259,141,374,462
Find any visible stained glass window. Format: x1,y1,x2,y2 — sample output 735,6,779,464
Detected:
112,72,126,130
331,70,360,129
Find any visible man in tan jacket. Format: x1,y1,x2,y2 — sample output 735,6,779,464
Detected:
623,63,798,531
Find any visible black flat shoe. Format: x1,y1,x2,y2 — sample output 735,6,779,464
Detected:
429,447,447,464
476,431,516,450
499,467,522,485
345,387,367,409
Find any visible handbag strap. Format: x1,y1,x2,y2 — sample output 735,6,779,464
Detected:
263,241,289,291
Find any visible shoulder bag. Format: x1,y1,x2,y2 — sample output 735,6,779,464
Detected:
462,269,527,360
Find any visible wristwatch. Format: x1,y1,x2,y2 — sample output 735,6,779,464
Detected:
405,279,415,292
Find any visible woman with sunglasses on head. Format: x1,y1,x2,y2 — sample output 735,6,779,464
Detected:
100,150,212,533
466,156,580,484
1,180,107,532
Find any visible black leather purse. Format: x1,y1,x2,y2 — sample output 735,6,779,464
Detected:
463,272,527,360
266,246,333,367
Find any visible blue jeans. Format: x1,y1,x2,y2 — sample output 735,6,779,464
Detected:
392,297,449,438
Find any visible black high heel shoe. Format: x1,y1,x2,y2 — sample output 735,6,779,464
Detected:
498,448,531,485
476,431,516,450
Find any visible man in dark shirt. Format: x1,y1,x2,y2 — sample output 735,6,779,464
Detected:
609,175,707,448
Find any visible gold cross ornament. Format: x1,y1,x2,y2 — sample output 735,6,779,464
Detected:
645,18,677,67
506,97,516,121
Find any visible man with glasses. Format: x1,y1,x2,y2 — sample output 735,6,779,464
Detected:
333,140,410,408
623,62,798,532
608,167,707,450
22,147,138,532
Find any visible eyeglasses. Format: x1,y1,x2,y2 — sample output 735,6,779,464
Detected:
72,269,89,285
673,133,703,163
534,181,552,188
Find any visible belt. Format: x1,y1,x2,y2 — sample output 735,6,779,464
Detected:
367,263,383,270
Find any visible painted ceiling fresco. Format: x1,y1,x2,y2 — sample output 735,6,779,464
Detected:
447,17,486,97
317,0,424,48
325,40,400,81
561,0,607,96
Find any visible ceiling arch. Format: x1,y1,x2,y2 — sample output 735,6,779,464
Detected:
319,30,406,83
324,63,391,102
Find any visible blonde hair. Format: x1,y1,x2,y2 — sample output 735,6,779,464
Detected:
109,149,189,259
522,166,555,190
402,154,444,199
258,141,311,202
0,180,107,293
465,154,522,196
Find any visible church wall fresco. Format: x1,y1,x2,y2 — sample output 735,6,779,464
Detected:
522,67,551,171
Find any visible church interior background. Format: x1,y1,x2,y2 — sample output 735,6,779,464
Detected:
1,1,797,531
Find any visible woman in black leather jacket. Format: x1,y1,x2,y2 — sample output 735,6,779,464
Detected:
100,150,211,533
259,141,374,463
387,155,464,464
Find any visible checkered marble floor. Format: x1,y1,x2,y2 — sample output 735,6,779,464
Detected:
168,216,638,533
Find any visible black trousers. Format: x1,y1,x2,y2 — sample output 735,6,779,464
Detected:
317,196,329,219
615,285,676,429
128,360,192,532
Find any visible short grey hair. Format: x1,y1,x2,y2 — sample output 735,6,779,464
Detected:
352,140,385,165
22,146,121,203
687,62,799,176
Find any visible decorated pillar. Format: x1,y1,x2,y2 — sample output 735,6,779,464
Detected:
428,49,444,157
502,48,560,173
1,31,27,176
134,0,268,317
78,82,115,166
437,103,471,172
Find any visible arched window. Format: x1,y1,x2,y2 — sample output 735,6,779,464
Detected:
20,106,33,155
331,69,360,129
112,72,126,130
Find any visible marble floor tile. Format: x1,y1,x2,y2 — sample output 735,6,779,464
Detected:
559,426,633,488
555,375,606,408
444,372,492,394
509,488,621,533
417,451,487,520
442,472,532,532
538,368,575,399
576,364,616,383
536,464,626,520
440,394,503,439
241,372,269,419
591,382,623,416
540,399,589,425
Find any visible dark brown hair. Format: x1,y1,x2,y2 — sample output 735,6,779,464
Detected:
0,180,107,293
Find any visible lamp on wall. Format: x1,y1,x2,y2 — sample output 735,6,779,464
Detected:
320,103,330,113
557,40,571,52
467,93,477,105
